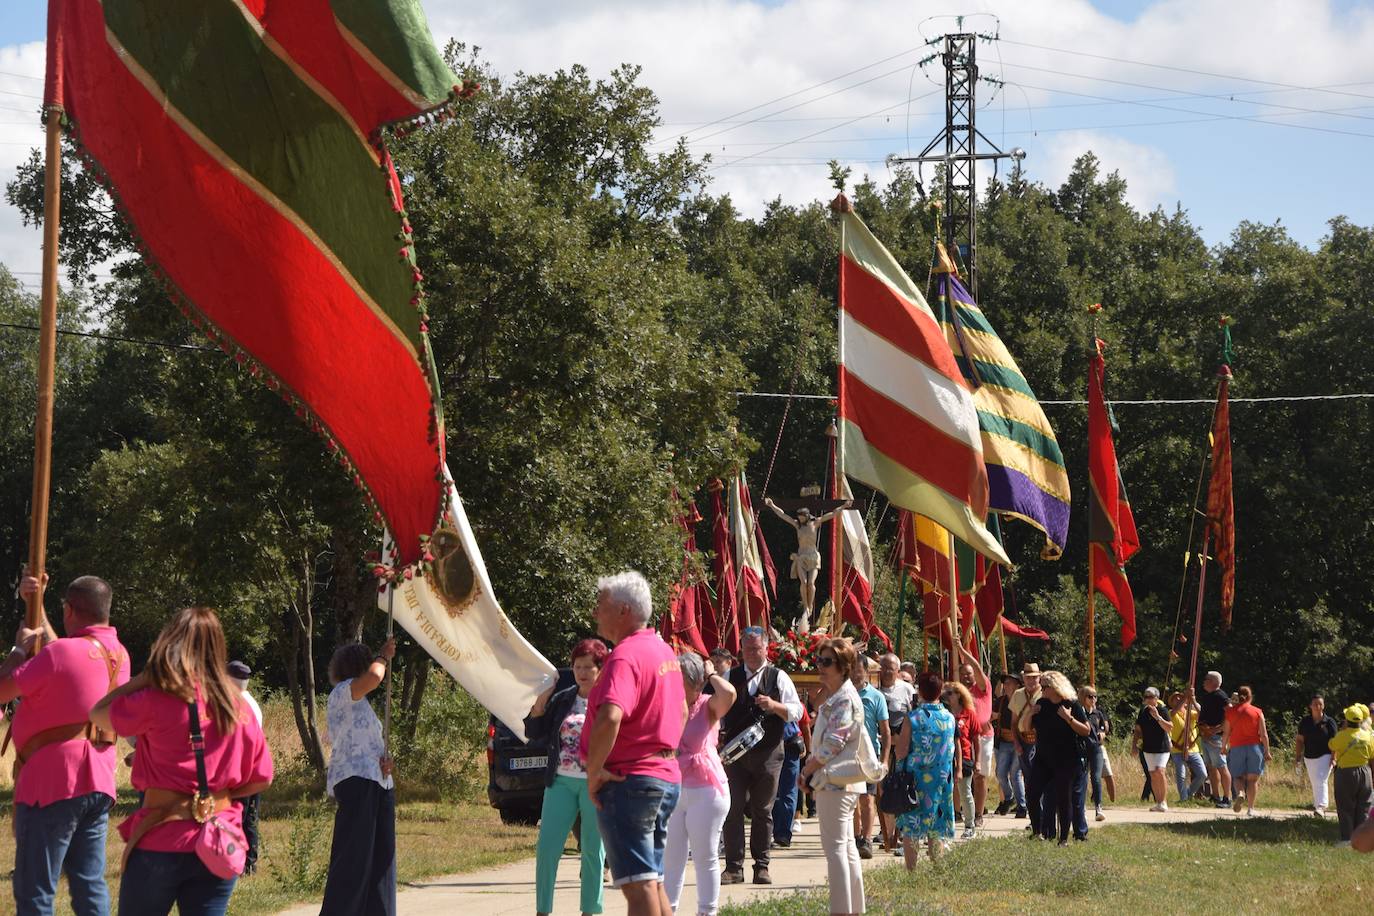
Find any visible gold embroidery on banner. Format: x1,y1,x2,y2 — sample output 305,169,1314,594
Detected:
424,528,481,619
410,608,493,664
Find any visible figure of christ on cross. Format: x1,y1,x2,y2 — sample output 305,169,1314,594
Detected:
762,496,850,628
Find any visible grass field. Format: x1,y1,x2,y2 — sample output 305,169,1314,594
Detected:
722,816,1365,915
0,692,538,916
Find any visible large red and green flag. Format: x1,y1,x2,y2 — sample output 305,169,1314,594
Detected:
47,0,472,565
832,195,1009,567
1207,365,1236,627
931,244,1071,559
1088,340,1141,648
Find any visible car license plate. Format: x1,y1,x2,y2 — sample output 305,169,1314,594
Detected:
509,756,547,771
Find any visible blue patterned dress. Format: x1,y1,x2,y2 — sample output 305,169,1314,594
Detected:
895,701,956,841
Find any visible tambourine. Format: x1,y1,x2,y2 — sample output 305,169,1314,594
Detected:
721,721,765,765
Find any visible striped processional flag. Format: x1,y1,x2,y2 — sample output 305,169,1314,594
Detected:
47,0,470,564
932,246,1071,559
833,196,1009,566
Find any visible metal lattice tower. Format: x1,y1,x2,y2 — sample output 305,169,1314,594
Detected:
889,32,1023,300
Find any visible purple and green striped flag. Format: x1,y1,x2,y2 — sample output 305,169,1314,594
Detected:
932,245,1071,559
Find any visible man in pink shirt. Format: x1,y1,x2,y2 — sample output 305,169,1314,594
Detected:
582,571,687,916
1,574,130,916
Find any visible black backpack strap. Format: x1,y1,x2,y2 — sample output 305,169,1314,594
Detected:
188,700,210,798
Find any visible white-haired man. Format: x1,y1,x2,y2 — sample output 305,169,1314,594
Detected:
1198,670,1233,808
582,571,687,916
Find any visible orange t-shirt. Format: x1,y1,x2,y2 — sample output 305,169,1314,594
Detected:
1225,703,1263,746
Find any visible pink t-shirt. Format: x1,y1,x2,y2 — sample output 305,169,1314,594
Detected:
580,628,685,782
677,694,726,793
10,625,130,807
969,680,993,737
110,686,274,853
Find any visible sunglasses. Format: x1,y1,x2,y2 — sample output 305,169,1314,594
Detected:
816,655,837,668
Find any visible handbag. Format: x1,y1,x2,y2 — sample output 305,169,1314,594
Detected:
878,766,919,815
187,700,249,879
821,693,888,787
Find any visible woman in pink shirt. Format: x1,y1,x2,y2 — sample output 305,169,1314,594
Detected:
91,607,274,916
662,652,736,916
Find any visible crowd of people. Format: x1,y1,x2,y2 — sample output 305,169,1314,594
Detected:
8,564,1374,916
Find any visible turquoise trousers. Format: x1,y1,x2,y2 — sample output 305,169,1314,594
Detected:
535,774,605,914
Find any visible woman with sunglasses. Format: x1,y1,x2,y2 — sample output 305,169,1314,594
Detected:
798,638,867,915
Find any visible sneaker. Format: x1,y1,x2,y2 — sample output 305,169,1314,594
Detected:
753,867,772,885
721,870,745,885
857,840,873,860
773,838,791,849
994,800,1011,816
893,844,904,856
975,815,985,828
1014,806,1028,819
1149,802,1169,813
1095,806,1105,822
1315,807,1327,818
1232,795,1244,813
1057,838,1069,847
1246,807,1255,817
1214,797,1230,809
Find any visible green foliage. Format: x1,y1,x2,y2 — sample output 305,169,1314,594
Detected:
1,51,1372,763
389,676,492,801
266,802,332,896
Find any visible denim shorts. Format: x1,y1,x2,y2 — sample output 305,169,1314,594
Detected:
1200,733,1228,770
595,774,680,887
1229,743,1266,778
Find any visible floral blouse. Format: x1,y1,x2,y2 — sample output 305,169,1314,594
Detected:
326,679,394,797
811,680,864,792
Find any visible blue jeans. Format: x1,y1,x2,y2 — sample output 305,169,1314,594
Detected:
1172,752,1208,800
995,742,1025,808
13,791,112,916
1088,744,1105,807
772,743,802,843
596,774,680,888
118,850,236,916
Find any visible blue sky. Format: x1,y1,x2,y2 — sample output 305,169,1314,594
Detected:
2,0,1373,283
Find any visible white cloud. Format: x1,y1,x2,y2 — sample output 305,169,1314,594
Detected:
1036,130,1177,212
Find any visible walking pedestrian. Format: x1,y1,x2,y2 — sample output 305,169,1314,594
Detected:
1011,663,1044,820
993,674,1026,818
1080,686,1112,822
943,682,978,839
582,571,687,916
956,645,994,829
663,653,735,916
1329,703,1374,847
851,660,890,859
719,626,802,886
799,638,868,915
1198,671,1233,808
1168,690,1208,802
1,573,129,916
524,639,610,916
1132,687,1172,812
90,606,272,916
1023,671,1090,845
227,660,263,875
876,653,915,850
319,637,399,915
1295,694,1337,817
1222,685,1271,816
895,671,955,867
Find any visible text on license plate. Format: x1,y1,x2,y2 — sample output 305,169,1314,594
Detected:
509,756,547,771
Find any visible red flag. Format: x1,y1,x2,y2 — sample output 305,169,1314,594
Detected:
709,480,739,652
664,497,710,656
1088,340,1141,649
730,474,771,631
1206,370,1236,627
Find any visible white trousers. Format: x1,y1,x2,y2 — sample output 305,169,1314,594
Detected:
816,789,866,914
1305,754,1333,810
663,783,730,915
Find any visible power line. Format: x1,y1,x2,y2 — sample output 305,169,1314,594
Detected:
0,320,218,354
0,70,42,83
656,44,928,148
997,38,1374,103
709,90,939,170
996,58,1374,124
734,390,1374,405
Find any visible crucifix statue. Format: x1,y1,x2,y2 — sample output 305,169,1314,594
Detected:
763,494,851,632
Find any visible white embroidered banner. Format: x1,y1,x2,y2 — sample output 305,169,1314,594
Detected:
381,469,557,742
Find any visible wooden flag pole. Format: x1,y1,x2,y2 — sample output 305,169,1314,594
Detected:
24,100,65,645
997,618,1008,675
1087,549,1097,687
946,531,960,681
